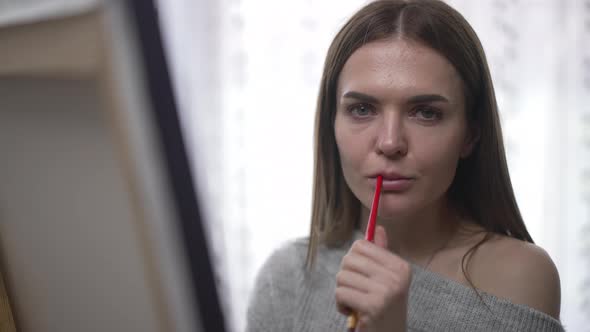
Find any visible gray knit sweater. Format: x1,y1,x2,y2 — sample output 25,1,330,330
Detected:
246,231,564,332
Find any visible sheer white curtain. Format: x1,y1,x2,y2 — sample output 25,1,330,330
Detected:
158,0,590,331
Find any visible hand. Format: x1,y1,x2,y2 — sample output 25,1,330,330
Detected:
335,225,412,332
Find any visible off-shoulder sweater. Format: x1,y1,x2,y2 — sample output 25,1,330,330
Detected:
246,231,564,331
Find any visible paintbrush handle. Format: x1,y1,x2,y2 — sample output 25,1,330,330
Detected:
345,175,383,331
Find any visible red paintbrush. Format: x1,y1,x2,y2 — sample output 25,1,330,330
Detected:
346,175,383,332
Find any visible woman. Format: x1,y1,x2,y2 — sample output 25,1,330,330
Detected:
246,0,563,331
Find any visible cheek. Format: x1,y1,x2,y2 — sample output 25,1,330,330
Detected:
334,119,371,194
335,128,357,174
334,118,360,168
334,123,374,209
414,131,465,185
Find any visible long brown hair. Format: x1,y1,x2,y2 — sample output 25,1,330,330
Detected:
306,0,533,269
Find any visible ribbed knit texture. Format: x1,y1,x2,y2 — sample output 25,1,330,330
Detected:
246,232,564,332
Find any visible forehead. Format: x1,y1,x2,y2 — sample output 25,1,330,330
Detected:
337,38,464,102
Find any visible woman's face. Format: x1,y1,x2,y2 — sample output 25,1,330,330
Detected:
334,38,474,219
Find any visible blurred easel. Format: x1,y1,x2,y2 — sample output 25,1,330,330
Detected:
0,268,16,332
0,2,226,331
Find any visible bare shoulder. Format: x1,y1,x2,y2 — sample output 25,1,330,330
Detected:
467,234,561,319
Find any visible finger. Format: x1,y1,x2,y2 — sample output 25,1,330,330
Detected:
341,250,388,278
336,286,386,326
335,286,370,315
336,303,351,316
341,255,407,296
343,249,413,297
350,239,405,272
336,270,373,292
374,225,388,249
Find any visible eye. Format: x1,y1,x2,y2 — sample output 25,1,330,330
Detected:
347,103,376,118
411,106,442,122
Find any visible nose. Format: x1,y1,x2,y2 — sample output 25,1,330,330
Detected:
376,112,408,158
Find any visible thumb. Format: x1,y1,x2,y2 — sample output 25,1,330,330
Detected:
374,225,388,249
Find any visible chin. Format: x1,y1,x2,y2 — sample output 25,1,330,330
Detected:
376,198,422,219
377,208,413,220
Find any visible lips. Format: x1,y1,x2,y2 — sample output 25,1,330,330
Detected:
381,173,410,181
369,172,415,191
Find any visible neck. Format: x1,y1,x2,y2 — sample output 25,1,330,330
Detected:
359,198,460,265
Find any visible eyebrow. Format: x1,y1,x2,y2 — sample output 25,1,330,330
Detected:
342,91,379,103
341,91,450,104
407,94,449,104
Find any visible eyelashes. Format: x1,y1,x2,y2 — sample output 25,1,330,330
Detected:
344,103,444,123
346,103,377,118
410,106,443,122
